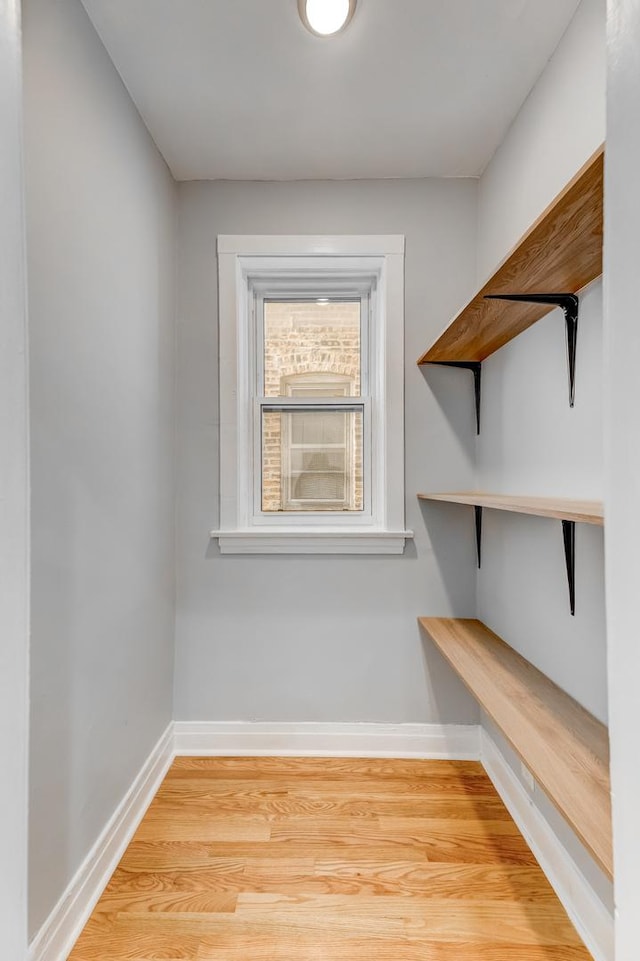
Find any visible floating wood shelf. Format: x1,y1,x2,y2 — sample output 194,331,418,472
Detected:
418,492,603,526
418,617,612,879
418,147,604,365
418,492,603,615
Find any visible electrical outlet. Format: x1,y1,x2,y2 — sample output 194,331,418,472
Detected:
520,761,535,793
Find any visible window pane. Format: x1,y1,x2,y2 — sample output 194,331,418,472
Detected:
291,410,345,446
262,409,363,512
263,301,361,397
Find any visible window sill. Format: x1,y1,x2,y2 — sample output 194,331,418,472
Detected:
210,529,414,555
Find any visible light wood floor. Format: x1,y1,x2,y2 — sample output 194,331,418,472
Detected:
68,757,593,960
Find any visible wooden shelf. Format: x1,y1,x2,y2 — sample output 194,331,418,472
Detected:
418,147,604,364
418,492,603,526
418,617,612,879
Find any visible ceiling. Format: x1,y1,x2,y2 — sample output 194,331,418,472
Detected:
80,0,581,182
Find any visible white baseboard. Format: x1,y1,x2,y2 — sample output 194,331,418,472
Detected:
29,723,174,961
480,728,613,961
173,721,481,759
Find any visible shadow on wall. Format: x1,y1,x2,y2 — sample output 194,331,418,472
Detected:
419,628,481,728
417,498,477,615
420,364,479,451
205,538,418,561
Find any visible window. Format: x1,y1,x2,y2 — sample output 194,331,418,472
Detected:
214,235,411,553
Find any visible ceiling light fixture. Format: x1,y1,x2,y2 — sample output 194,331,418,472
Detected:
298,0,357,37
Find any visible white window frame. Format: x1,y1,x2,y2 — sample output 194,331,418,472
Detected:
212,235,412,554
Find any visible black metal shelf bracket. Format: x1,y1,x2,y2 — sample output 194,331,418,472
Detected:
428,361,482,434
562,519,576,616
474,505,483,569
484,293,579,407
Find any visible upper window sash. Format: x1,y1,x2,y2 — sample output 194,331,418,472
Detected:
259,295,366,399
251,283,372,401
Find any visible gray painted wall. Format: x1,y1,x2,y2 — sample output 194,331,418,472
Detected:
0,0,30,955
604,0,640,954
476,0,610,909
23,0,177,936
174,178,480,724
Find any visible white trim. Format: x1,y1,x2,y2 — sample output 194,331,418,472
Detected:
29,724,174,961
212,529,413,554
480,728,613,961
217,234,405,256
173,721,480,759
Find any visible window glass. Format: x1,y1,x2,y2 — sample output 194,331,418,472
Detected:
262,408,364,512
263,300,361,397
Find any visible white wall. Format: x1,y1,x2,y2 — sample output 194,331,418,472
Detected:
475,0,611,917
174,178,479,725
0,1,30,956
23,0,177,938
604,0,640,956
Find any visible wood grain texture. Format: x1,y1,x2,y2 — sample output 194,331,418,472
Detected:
67,756,593,960
418,492,604,525
418,618,612,879
418,146,604,363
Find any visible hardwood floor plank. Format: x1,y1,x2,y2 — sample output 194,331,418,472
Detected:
269,817,536,864
121,838,432,866
150,790,513,820
234,893,582,943
67,913,201,960
101,860,556,900
310,860,557,900
133,817,271,842
197,930,590,961
168,757,486,779
118,843,247,872
158,775,500,796
96,890,238,915
103,859,313,895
